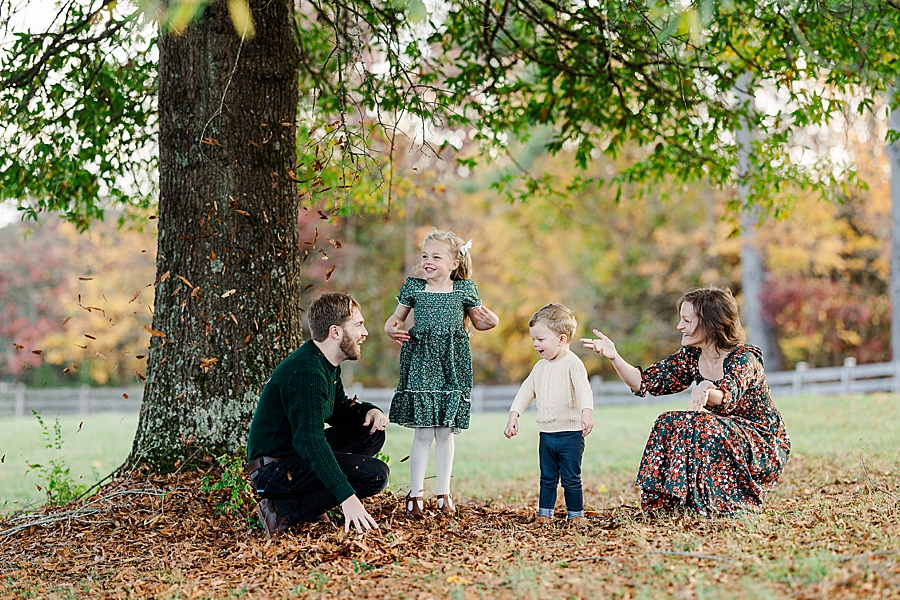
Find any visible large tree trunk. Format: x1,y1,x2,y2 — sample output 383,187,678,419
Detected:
890,104,900,362
132,0,303,470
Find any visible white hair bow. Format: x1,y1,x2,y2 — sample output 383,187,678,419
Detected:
460,239,473,255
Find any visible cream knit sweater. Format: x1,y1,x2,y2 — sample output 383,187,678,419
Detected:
509,350,594,433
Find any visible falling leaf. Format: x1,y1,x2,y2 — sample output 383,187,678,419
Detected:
79,277,93,281
96,352,108,362
221,289,236,298
77,422,83,433
286,471,293,481
244,334,252,345
62,317,71,325
129,290,141,303
36,485,42,492
227,0,256,37
176,275,194,288
1,455,4,463
32,349,43,355
84,334,97,340
325,266,336,281
235,209,250,216
134,371,147,381
144,326,166,337
137,355,146,359
159,270,170,283
75,344,87,349
312,227,319,248
199,357,219,372
328,239,343,249
123,393,129,399
13,343,23,350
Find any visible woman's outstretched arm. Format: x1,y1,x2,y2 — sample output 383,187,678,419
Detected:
581,328,642,392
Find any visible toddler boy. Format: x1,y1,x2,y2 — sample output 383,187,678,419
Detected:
504,303,594,520
503,304,594,520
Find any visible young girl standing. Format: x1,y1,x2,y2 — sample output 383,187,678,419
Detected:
384,228,499,515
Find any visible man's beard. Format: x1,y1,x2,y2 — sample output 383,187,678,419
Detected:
339,331,361,361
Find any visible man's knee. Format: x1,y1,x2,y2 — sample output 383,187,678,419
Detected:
355,456,390,496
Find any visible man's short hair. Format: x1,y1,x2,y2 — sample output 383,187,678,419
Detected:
308,292,361,341
529,303,577,341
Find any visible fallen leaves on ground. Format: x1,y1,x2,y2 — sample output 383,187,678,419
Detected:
1,455,898,599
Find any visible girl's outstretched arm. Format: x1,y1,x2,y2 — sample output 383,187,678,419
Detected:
384,305,412,345
581,328,642,391
468,305,499,331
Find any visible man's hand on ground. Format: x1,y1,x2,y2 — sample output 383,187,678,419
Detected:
341,495,379,533
363,408,388,434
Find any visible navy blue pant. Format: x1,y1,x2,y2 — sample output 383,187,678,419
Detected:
251,423,389,525
539,431,585,516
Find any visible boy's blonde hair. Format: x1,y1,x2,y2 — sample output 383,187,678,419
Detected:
529,303,577,341
418,228,473,280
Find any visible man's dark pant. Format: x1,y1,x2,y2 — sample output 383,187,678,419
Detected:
538,431,585,518
251,423,389,525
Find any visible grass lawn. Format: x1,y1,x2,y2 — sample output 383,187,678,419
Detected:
1,393,898,598
0,412,139,512
2,393,897,510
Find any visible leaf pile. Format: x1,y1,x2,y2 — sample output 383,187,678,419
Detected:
1,455,898,599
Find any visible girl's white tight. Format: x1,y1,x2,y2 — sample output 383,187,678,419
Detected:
409,426,455,497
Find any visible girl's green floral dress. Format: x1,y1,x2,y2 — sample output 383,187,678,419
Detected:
388,277,482,432
634,344,790,516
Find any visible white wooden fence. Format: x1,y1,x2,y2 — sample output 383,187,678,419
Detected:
1,357,897,417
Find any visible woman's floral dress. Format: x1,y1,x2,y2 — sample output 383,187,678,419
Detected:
634,344,790,516
388,277,482,433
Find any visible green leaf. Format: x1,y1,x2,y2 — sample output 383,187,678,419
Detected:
407,0,428,24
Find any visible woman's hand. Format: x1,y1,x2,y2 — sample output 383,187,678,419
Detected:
580,328,619,361
689,380,715,411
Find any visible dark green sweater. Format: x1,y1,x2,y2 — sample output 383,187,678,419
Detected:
247,340,379,503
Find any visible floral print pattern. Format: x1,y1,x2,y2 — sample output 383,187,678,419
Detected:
635,344,791,516
388,277,482,432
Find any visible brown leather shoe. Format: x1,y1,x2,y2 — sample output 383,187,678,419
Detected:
405,493,425,517
436,493,454,513
256,499,290,538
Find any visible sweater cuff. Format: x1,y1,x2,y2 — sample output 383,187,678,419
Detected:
332,481,357,504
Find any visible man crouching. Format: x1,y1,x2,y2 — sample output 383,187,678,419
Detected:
246,292,390,536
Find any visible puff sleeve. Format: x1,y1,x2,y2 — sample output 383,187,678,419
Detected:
397,277,423,307
459,279,483,309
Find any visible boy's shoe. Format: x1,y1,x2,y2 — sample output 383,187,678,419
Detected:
257,499,290,538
